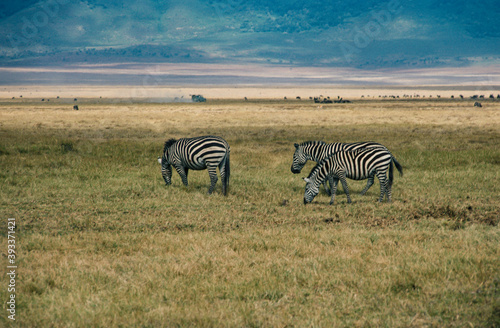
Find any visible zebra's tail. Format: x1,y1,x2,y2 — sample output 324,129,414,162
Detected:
392,156,403,177
389,160,394,188
388,156,403,188
222,150,230,196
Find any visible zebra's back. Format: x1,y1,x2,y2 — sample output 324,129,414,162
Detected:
323,141,387,160
300,141,387,163
176,136,230,170
332,148,392,180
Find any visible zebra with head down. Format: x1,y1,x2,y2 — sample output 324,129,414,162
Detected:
291,140,395,195
303,147,403,205
158,135,230,195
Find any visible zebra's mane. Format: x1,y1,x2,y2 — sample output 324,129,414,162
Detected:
163,139,177,153
306,160,323,179
300,140,326,147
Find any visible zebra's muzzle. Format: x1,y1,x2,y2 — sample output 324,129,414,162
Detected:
291,166,301,174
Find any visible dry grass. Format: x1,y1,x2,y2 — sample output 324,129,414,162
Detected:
1,98,497,130
0,96,499,327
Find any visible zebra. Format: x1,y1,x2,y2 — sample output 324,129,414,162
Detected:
291,140,393,195
303,147,403,205
158,136,230,195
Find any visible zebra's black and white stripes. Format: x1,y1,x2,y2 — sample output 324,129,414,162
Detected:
159,136,230,195
157,136,402,202
303,147,403,204
291,140,391,195
291,140,389,173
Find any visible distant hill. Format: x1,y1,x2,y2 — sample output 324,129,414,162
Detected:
0,0,499,68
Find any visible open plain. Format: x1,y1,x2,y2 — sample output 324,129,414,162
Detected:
0,89,499,327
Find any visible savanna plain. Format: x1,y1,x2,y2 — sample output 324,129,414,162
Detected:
0,93,499,327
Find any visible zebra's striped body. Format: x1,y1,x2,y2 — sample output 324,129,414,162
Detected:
160,136,230,195
303,147,403,204
292,140,391,195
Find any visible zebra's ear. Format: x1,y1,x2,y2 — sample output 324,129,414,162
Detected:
303,177,311,183
157,157,162,164
294,143,299,149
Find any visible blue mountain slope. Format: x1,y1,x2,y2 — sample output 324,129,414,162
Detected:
0,0,498,68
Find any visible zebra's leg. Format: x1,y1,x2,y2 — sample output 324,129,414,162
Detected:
339,175,352,204
360,174,375,195
375,171,388,202
329,178,339,205
207,165,218,194
385,173,392,202
324,176,334,196
161,164,172,185
220,170,227,196
174,165,189,186
220,167,227,196
323,180,330,195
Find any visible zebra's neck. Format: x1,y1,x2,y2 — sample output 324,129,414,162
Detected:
307,143,327,161
324,143,344,158
308,143,343,161
310,161,329,186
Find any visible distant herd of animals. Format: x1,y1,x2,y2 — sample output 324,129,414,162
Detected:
158,136,403,205
8,94,499,110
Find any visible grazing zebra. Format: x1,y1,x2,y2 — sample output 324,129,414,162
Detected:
291,140,393,195
158,136,230,195
303,147,403,205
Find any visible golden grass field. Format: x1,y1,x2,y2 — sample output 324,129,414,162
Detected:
0,88,499,327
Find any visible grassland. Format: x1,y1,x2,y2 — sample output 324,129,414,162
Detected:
0,96,499,327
